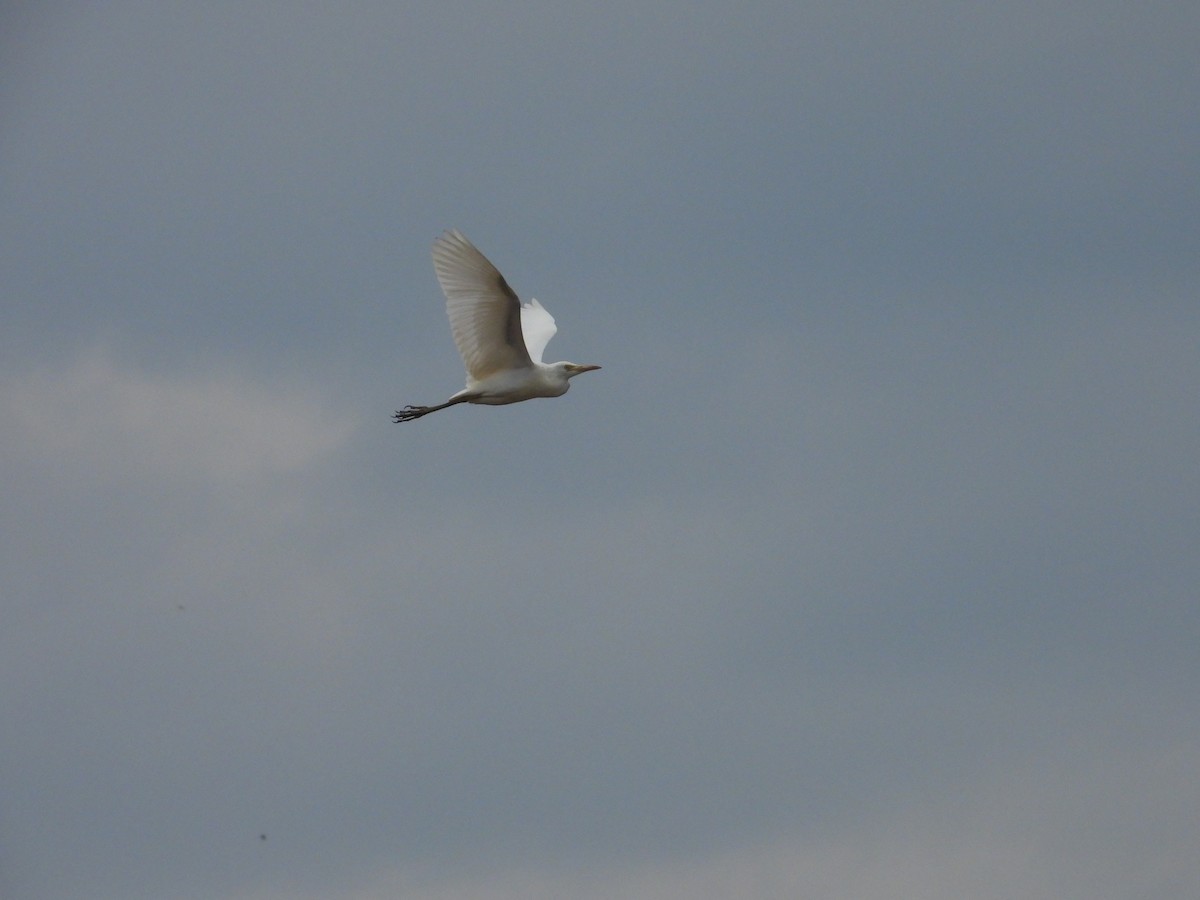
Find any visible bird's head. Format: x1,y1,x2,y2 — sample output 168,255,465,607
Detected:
560,362,602,379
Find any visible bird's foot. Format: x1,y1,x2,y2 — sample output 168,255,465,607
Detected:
392,406,430,423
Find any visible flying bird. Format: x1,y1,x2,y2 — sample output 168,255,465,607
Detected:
393,229,601,422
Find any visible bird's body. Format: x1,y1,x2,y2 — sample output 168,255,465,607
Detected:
451,364,571,405
394,230,600,422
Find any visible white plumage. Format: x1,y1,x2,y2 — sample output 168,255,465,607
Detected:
394,230,600,422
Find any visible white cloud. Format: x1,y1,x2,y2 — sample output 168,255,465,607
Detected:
1,345,356,483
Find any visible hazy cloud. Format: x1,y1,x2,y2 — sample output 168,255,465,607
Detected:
2,345,356,482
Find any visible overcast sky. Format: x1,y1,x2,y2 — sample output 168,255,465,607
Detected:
2,3,1198,899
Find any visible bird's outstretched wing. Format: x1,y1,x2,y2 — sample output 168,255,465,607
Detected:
431,229,532,381
520,298,557,365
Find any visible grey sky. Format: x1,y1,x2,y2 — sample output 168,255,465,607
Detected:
2,3,1198,899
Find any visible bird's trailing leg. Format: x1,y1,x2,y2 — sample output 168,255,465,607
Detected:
392,405,436,422
392,396,470,423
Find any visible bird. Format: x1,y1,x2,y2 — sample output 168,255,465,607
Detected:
393,229,601,422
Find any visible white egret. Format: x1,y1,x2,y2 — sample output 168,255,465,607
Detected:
393,229,601,423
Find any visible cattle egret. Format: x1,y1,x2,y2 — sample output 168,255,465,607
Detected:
393,229,601,422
